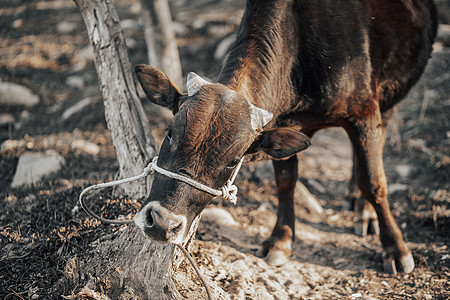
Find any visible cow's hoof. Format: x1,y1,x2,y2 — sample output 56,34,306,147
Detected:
400,252,415,273
383,252,414,274
257,225,293,266
383,257,397,274
266,248,290,266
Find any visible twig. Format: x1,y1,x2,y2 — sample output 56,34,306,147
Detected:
353,238,377,252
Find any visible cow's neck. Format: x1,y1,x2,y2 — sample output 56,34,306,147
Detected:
218,0,299,118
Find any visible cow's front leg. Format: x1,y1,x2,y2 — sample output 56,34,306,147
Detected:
259,155,298,266
345,110,413,274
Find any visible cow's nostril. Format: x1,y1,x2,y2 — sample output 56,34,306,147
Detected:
146,209,155,227
171,222,182,235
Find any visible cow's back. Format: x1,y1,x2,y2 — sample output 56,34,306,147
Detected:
292,0,437,119
368,0,437,111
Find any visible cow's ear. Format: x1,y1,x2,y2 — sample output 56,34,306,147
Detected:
246,128,311,159
135,64,182,114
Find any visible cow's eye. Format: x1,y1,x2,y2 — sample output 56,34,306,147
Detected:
226,158,240,169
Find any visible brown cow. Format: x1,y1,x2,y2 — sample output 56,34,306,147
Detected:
134,0,437,274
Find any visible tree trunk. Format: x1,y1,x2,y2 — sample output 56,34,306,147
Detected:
73,0,179,298
141,0,183,87
74,0,155,199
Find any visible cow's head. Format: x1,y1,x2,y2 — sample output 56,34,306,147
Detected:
133,64,310,244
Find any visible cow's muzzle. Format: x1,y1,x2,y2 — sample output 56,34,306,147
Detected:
134,202,187,244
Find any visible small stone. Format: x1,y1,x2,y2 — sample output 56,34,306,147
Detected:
129,2,141,15
395,164,413,178
0,82,39,107
20,110,31,121
126,37,137,49
75,45,94,61
120,19,140,31
12,18,23,28
11,150,65,188
192,19,205,30
388,183,408,194
172,22,188,35
66,76,84,89
201,207,239,227
1,139,26,153
71,140,100,156
57,20,77,33
0,113,14,127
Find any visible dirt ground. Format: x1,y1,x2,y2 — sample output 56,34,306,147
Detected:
1,0,449,299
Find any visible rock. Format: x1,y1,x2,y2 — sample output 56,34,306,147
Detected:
388,183,408,194
71,140,100,156
395,164,413,178
192,19,205,30
129,2,141,15
172,22,188,35
201,207,239,227
350,292,362,299
19,110,31,122
61,97,93,121
0,113,14,127
75,45,94,61
66,76,84,89
126,37,137,49
120,19,140,32
0,82,39,107
11,150,65,188
0,139,26,153
57,20,77,33
12,18,23,29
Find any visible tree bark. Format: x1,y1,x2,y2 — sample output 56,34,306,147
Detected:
73,0,178,298
74,0,155,199
141,0,183,87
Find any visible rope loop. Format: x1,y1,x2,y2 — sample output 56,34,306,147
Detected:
221,182,238,204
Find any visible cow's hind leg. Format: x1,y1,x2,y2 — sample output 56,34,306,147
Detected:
350,151,379,236
259,154,298,266
345,110,413,274
349,108,394,236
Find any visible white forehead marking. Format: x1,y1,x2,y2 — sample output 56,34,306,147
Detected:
186,72,211,96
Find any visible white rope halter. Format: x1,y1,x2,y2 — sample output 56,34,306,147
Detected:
146,156,244,204
78,155,245,224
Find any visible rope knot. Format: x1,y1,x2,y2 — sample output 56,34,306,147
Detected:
221,181,238,205
144,156,159,175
